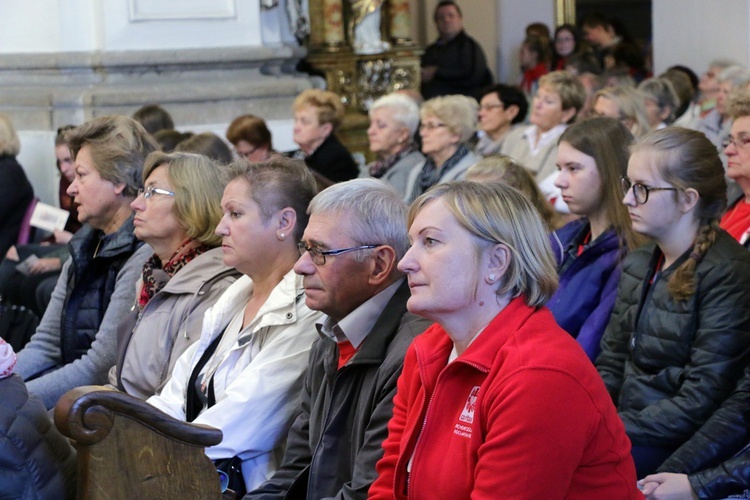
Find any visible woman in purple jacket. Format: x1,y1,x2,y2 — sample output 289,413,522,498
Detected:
548,117,645,360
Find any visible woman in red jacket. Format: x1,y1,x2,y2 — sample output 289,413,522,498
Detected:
369,181,640,499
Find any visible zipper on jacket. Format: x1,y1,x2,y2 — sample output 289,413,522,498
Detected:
401,356,489,496
397,388,431,498
307,350,348,494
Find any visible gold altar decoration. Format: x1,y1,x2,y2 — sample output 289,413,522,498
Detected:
305,0,422,161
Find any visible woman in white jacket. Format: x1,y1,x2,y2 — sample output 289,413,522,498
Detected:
147,157,323,493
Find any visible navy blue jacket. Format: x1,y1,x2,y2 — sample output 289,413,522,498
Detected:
61,216,142,364
0,374,75,498
548,219,625,360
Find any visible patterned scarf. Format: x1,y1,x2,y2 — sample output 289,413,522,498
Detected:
410,143,470,201
368,142,417,178
138,238,210,309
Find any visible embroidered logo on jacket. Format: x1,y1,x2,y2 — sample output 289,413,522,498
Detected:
454,385,480,438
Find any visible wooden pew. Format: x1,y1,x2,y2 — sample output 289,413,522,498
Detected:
54,386,225,499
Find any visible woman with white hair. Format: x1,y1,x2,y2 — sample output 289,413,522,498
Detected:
366,93,425,198
695,65,750,151
404,94,480,202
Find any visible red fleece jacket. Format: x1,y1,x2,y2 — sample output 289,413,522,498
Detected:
369,298,642,499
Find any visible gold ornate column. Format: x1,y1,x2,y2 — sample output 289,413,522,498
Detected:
555,0,576,26
388,0,413,45
309,0,345,51
305,1,423,161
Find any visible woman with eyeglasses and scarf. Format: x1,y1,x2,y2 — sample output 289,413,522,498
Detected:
404,94,480,203
108,151,239,400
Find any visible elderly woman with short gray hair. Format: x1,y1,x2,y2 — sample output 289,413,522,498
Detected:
366,93,425,198
696,65,750,152
404,94,480,202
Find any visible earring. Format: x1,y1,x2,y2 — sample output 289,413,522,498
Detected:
489,274,496,281
278,232,285,240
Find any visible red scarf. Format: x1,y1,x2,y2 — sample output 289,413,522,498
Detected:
138,238,210,309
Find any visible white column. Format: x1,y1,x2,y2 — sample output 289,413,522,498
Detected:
652,0,750,75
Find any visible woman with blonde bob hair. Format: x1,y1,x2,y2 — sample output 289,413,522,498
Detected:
291,89,358,183
370,181,640,499
597,127,750,477
404,94,480,202
109,151,240,399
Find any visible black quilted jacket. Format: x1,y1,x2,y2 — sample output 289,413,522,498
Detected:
657,363,750,498
596,232,750,452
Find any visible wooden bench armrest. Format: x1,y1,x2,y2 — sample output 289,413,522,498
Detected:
54,385,223,446
53,386,225,499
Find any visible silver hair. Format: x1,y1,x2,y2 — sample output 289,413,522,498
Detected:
708,59,738,72
370,93,421,137
718,65,750,88
308,178,410,261
638,77,679,123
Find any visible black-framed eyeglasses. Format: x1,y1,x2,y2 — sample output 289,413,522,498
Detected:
137,185,175,199
297,242,380,265
621,177,677,205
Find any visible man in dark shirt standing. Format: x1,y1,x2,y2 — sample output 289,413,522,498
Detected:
421,0,492,100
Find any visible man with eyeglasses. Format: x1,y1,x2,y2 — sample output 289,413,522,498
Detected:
246,178,430,500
